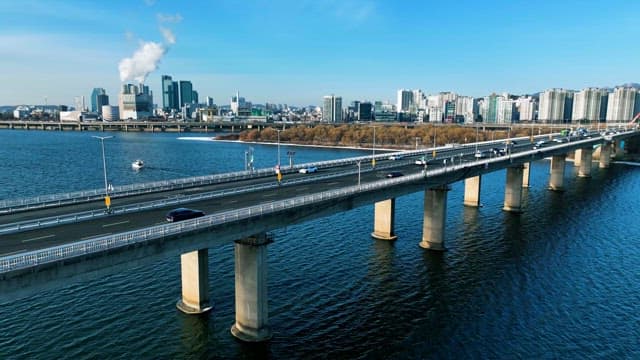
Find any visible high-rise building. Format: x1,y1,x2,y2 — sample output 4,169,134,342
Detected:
179,80,193,107
480,94,499,123
572,88,608,122
231,91,251,116
497,98,517,123
161,75,179,111
516,97,537,121
91,88,108,113
606,87,638,122
206,96,215,107
358,102,373,121
192,90,199,105
397,89,414,113
538,89,573,123
322,95,343,122
455,96,477,123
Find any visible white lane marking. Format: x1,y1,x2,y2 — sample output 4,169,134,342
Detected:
1,249,27,256
22,234,55,243
81,233,112,240
228,199,238,204
102,220,130,228
263,193,277,197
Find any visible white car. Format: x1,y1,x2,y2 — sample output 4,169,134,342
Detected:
299,166,318,174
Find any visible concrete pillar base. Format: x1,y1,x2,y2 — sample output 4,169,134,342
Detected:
419,240,445,251
372,199,397,241
577,173,592,178
502,205,523,213
231,323,272,342
176,300,212,314
547,185,565,192
371,232,398,241
231,234,272,343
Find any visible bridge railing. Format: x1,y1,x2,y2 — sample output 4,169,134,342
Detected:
0,171,424,273
0,159,406,235
2,132,630,274
0,132,567,215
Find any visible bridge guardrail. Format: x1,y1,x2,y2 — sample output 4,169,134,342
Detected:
2,131,634,274
0,170,426,273
5,127,621,216
0,160,406,235
0,135,536,214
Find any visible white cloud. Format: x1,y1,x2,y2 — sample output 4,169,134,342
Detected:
157,13,183,23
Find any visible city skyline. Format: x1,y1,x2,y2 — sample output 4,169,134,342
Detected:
0,0,638,107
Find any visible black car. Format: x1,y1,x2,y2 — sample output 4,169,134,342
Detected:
166,208,205,222
386,171,404,178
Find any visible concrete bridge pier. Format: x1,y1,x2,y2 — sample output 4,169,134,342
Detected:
578,147,593,178
574,149,582,167
522,162,531,188
599,143,612,168
614,140,625,158
463,176,481,207
176,249,212,314
371,199,397,240
420,185,450,251
548,155,566,191
231,233,273,342
503,165,524,213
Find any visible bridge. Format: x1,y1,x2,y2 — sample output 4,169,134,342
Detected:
1,126,638,341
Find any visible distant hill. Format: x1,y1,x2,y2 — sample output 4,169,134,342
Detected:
617,82,640,89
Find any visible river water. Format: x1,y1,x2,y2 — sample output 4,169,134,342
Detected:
0,130,639,359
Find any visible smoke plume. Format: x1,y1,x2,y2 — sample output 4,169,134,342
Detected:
118,41,166,83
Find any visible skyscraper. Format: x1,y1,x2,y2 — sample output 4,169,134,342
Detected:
179,80,193,107
322,95,343,122
91,88,108,113
606,87,638,122
161,75,178,111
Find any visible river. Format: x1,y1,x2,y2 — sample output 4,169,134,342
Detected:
0,129,638,359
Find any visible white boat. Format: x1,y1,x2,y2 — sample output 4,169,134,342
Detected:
131,159,144,170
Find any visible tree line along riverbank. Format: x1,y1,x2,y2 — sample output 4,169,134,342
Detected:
218,124,555,149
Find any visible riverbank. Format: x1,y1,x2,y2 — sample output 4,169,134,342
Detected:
178,136,400,152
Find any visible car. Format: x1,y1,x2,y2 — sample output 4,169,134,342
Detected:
388,155,404,160
533,140,550,149
299,166,318,174
386,171,404,178
474,150,489,158
415,159,427,165
166,208,205,222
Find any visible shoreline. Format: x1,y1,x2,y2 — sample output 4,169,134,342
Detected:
179,136,400,152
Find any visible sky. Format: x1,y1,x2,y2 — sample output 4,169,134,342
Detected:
0,0,638,107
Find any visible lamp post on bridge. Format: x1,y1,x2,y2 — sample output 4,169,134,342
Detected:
92,135,113,213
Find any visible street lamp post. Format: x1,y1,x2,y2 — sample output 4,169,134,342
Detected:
276,129,282,167
287,151,295,169
356,160,361,187
371,125,377,168
92,135,113,212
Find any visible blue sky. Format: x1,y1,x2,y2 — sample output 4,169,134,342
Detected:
1,0,638,107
